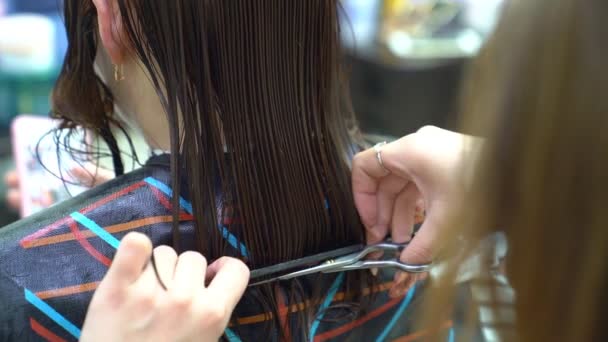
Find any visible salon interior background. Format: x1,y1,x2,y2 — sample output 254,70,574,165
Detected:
0,0,503,226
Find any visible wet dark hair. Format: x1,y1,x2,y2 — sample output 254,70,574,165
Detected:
52,0,372,339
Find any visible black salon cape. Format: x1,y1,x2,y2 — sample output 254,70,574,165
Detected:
0,156,476,341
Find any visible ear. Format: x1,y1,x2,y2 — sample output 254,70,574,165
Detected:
92,0,126,64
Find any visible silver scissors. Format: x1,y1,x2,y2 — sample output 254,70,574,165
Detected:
249,242,432,287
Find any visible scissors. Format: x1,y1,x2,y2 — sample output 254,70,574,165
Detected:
248,242,432,287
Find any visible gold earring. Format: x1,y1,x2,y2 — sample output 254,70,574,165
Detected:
114,64,125,81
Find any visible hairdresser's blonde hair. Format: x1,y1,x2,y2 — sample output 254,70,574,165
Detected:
427,0,608,340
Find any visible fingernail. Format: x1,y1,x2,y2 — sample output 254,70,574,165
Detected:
394,271,408,284
389,286,400,298
389,285,407,298
371,268,379,277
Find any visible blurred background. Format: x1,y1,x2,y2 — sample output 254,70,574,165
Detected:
0,0,67,225
0,0,504,226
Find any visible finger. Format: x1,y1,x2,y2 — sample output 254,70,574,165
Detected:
172,252,207,295
416,198,426,211
372,174,408,244
399,201,449,265
393,193,440,292
390,183,420,243
206,257,250,310
104,232,153,289
390,273,419,298
132,259,163,293
352,142,414,236
415,198,426,224
6,189,21,211
4,170,19,188
352,147,393,230
389,279,407,298
352,146,394,189
129,261,163,321
153,246,178,288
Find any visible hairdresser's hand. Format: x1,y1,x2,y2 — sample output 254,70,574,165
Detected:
352,126,482,297
80,233,250,342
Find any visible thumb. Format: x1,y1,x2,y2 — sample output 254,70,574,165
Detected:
400,231,435,266
399,202,450,265
390,211,442,298
103,232,153,290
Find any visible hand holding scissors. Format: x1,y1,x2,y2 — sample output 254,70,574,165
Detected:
249,242,432,287
352,127,483,296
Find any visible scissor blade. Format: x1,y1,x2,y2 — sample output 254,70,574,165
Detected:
249,262,337,287
323,260,432,274
249,244,363,281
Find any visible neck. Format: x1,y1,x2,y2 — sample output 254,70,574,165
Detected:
95,47,171,151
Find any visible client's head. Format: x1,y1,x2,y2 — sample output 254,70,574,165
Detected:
52,1,369,338
53,0,364,264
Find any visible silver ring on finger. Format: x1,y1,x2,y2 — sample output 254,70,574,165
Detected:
373,141,390,174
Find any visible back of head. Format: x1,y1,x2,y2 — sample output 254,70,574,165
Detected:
456,0,608,340
53,0,369,338
55,0,364,266
127,0,365,265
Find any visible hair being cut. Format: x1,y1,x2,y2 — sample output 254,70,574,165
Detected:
53,0,371,339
